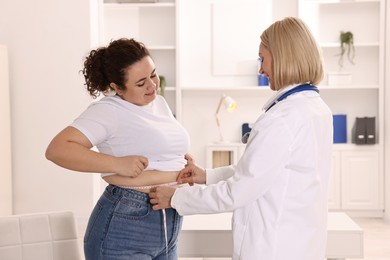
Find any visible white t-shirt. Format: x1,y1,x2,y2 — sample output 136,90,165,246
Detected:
71,95,190,177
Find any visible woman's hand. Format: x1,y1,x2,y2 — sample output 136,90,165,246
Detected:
177,164,206,186
115,155,149,178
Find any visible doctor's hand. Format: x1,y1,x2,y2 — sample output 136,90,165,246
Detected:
177,164,206,186
115,155,148,178
184,153,195,166
149,186,176,210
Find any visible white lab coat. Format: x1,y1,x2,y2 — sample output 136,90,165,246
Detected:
172,84,333,260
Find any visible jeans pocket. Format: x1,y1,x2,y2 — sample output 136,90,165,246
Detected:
84,201,103,243
114,196,150,220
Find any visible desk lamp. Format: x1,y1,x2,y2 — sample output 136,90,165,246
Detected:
215,94,237,142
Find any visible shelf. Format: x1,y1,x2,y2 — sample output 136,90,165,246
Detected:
103,0,177,88
148,45,176,50
319,84,380,89
320,42,380,48
164,85,381,94
302,0,380,4
162,86,175,91
104,3,175,8
206,142,379,151
180,86,272,91
169,85,379,92
332,143,379,151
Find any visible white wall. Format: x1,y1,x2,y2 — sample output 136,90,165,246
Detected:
0,45,12,215
272,0,298,21
178,1,271,88
0,0,96,218
179,0,298,167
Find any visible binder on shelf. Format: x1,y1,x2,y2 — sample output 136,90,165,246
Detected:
352,117,376,145
333,114,347,144
352,117,366,144
365,117,376,144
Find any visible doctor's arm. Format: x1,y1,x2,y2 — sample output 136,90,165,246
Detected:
150,162,235,210
177,163,235,186
151,115,292,215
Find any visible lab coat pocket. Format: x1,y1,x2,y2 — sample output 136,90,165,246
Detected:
232,221,246,259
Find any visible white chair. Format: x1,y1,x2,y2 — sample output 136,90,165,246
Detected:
0,211,82,260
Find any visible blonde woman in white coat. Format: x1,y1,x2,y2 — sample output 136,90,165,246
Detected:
149,17,333,260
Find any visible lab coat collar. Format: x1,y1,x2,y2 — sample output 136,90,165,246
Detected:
262,84,300,112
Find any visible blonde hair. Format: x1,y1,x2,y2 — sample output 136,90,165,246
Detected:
260,17,324,90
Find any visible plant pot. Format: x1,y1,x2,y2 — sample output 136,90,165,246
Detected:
327,72,352,86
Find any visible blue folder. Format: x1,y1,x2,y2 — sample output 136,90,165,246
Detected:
333,114,347,143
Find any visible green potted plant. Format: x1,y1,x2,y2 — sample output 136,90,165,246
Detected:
328,31,354,86
338,31,355,69
158,75,166,96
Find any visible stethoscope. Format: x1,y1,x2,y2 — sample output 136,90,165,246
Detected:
241,83,319,144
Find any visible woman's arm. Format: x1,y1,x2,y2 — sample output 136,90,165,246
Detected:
45,126,148,177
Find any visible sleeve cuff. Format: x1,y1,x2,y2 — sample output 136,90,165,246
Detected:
171,190,178,209
206,166,235,184
206,168,218,184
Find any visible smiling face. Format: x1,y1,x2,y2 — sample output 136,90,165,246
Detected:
111,56,160,106
258,43,275,90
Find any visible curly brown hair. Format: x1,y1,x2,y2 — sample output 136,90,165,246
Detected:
82,38,150,98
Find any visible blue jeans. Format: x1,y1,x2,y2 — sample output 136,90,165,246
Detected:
84,184,183,260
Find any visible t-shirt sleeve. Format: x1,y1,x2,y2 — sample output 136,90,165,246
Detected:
70,102,118,146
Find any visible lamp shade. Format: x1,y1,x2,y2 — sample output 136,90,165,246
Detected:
223,96,237,112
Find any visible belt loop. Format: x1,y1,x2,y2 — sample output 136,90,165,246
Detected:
107,184,117,195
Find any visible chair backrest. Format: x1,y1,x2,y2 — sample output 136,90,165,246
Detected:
0,211,82,260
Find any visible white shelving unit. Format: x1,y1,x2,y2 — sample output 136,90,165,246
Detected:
97,0,179,196
204,0,385,216
101,0,178,113
298,0,384,130
300,0,384,216
100,0,385,216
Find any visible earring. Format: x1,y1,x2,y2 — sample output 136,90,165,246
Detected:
103,88,117,97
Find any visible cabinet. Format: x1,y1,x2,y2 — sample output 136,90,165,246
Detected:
0,45,12,215
101,0,177,112
330,148,383,214
206,143,245,168
341,149,381,210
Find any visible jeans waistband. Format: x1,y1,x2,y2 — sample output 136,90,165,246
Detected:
118,181,189,193
105,184,150,202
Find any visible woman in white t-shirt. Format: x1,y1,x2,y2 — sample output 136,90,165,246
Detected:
46,38,190,260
